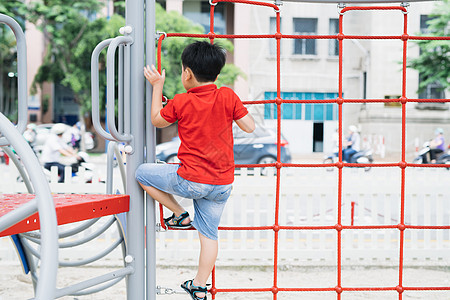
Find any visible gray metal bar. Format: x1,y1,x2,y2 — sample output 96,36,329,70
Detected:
0,112,58,300
106,142,127,194
106,36,133,143
54,266,133,298
58,218,100,238
60,238,123,267
91,38,115,142
145,0,157,299
114,146,127,194
106,141,117,194
23,217,116,248
2,146,34,193
0,198,37,232
57,216,115,248
124,44,131,136
21,235,123,267
0,14,27,146
118,46,124,134
70,277,124,296
125,0,146,298
20,217,100,239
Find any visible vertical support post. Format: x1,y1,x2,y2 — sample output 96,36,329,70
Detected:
145,0,157,299
125,1,146,299
351,201,355,226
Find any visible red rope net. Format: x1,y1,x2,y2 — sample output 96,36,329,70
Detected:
156,1,450,299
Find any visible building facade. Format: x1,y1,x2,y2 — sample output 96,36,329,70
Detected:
168,0,448,157
16,0,448,156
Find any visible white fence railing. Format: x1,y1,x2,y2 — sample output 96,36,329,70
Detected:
1,164,449,266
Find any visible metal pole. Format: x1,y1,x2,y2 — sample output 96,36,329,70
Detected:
0,14,27,145
125,0,146,299
0,113,58,299
145,0,157,298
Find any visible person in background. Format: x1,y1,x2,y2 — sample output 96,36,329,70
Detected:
64,122,82,149
40,123,81,182
23,123,37,149
429,128,445,163
343,125,361,163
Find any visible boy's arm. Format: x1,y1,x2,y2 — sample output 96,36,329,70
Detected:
235,114,255,133
144,65,173,128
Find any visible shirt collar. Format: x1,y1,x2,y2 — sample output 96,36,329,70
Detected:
187,84,217,94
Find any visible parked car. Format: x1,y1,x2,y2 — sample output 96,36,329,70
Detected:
156,126,292,166
33,123,96,154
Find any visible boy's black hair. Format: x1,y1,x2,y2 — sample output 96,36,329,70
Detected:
181,41,226,83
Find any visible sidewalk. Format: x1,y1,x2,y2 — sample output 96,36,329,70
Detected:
1,262,449,299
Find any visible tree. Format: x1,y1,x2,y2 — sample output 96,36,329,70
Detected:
28,0,124,119
0,0,27,119
4,1,241,122
408,0,450,94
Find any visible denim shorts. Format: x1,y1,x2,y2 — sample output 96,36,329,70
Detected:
135,163,232,240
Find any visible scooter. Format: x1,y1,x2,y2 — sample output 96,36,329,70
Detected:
413,142,450,167
17,151,96,183
323,148,374,171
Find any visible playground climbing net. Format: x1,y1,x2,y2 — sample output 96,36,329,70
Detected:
155,0,450,299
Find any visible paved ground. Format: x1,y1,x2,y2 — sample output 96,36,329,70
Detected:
0,262,449,299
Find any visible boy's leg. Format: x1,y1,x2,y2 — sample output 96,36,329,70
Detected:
193,232,218,298
139,182,191,225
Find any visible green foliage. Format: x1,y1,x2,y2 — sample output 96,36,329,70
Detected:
28,0,125,117
0,0,27,29
408,0,450,93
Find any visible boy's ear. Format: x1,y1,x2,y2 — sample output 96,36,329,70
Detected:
185,67,194,80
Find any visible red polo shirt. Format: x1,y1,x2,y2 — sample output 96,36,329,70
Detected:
160,84,248,185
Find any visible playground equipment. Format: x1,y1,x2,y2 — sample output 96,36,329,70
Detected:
1,0,449,300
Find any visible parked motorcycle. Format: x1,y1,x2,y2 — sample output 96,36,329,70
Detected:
323,149,374,172
413,142,450,167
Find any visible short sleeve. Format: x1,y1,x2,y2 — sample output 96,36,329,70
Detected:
160,97,178,123
233,93,248,121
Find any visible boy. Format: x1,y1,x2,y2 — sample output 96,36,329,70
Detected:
136,41,255,300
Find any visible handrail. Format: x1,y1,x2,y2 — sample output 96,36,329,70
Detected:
106,36,133,144
0,112,58,299
91,38,115,141
0,14,28,146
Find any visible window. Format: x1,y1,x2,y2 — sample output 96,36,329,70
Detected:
183,1,226,34
420,15,433,34
293,18,317,55
418,77,446,99
269,17,281,56
416,15,447,110
264,92,339,120
329,19,339,56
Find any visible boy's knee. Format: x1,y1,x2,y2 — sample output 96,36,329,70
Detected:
135,164,146,181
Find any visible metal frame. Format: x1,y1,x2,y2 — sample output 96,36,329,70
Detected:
0,14,58,300
90,1,150,298
2,0,443,298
